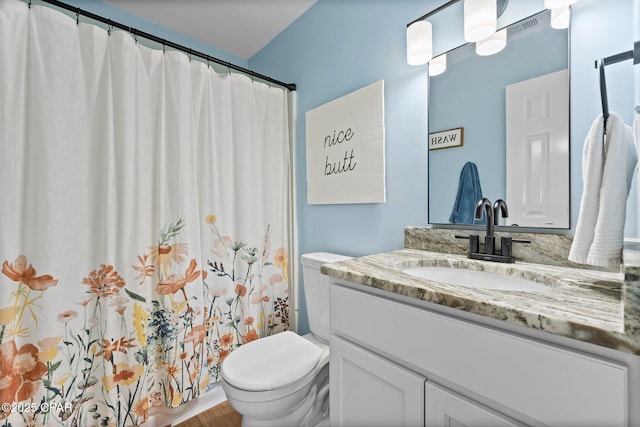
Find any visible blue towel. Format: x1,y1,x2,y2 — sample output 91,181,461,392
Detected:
449,162,485,224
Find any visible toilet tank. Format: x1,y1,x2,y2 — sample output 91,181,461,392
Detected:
301,252,351,343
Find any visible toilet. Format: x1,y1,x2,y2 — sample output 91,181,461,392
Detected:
221,252,351,427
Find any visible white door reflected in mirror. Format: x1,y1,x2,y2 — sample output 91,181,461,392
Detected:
505,69,570,228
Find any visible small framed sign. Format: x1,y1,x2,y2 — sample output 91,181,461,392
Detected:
429,127,464,150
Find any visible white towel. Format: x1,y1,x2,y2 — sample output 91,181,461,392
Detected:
569,113,637,267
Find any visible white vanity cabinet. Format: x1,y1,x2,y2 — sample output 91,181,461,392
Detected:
330,334,522,427
329,281,631,426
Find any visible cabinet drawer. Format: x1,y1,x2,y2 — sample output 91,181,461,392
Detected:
331,283,628,426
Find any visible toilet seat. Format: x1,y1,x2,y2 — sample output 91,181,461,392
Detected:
222,331,322,391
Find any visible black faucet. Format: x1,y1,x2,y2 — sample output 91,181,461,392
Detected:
474,198,495,255
493,199,508,225
456,198,530,263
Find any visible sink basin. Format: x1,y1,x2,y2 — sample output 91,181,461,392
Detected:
401,267,548,291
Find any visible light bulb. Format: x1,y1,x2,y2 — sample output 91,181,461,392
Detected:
551,6,570,29
476,28,507,56
429,54,447,76
464,0,497,43
407,21,433,65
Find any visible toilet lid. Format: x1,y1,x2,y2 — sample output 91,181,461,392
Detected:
222,331,322,391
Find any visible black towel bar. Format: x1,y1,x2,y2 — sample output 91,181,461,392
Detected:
593,41,640,68
594,40,639,127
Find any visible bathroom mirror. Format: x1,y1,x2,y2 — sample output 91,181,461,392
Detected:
428,9,570,229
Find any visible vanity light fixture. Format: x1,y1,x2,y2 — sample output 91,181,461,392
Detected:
476,28,507,56
550,6,570,29
429,54,447,76
464,0,497,43
407,0,509,67
407,20,433,65
544,0,578,9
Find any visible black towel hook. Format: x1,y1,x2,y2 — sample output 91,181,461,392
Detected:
599,58,609,126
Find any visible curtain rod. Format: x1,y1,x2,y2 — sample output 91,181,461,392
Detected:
36,0,296,91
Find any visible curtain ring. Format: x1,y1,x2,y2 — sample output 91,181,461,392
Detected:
76,8,80,25
188,49,192,62
107,19,112,36
162,39,166,54
133,29,138,44
27,0,31,8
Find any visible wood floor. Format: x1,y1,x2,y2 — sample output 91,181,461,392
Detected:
174,400,242,427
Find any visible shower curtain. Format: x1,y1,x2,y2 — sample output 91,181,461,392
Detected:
0,1,293,426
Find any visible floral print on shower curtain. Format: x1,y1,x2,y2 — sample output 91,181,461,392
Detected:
1,217,289,426
0,1,292,426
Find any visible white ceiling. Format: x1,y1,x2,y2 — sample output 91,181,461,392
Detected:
103,0,318,60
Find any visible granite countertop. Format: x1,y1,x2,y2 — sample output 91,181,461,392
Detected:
322,248,640,355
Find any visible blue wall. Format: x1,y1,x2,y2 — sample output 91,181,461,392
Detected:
250,0,636,334
250,0,431,333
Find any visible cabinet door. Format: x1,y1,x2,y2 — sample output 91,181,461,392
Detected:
425,382,525,427
330,335,425,427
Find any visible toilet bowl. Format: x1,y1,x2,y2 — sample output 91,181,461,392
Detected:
221,252,351,427
222,332,330,426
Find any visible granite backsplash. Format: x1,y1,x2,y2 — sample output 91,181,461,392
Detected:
404,227,619,273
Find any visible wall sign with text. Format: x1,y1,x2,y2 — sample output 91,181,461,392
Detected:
305,80,386,204
429,127,464,150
